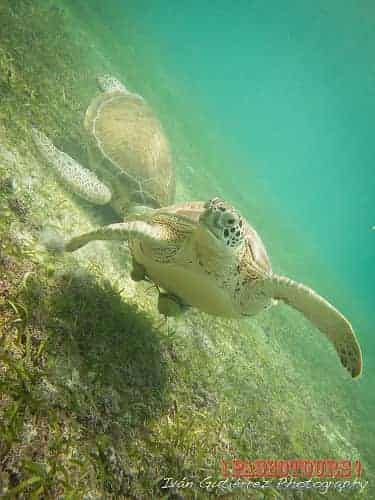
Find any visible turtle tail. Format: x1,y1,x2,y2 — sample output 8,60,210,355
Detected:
31,127,112,206
267,274,362,378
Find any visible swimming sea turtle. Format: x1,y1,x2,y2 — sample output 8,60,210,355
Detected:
32,75,175,216
57,197,363,378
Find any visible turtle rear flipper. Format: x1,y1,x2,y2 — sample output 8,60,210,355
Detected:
32,128,112,205
268,275,362,378
158,292,185,317
130,258,146,282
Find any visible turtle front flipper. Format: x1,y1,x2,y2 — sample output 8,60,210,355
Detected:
31,127,112,205
63,219,181,253
268,275,362,378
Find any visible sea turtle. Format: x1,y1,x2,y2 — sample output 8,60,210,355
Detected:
32,75,175,216
56,197,362,378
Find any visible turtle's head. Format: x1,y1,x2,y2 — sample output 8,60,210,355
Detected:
199,198,245,250
96,75,128,94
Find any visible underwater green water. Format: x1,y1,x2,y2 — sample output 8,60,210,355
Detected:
89,2,375,355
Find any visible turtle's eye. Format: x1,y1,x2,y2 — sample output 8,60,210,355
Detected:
221,211,239,227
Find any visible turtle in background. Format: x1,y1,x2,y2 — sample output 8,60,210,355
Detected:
56,197,363,379
32,75,176,216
